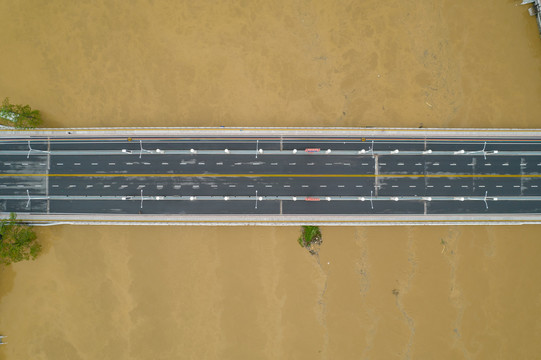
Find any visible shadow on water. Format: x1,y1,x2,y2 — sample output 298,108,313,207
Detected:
0,269,10,357
0,264,15,303
34,227,54,259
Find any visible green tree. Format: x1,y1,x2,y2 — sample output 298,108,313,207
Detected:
0,97,42,128
297,225,322,248
0,213,41,265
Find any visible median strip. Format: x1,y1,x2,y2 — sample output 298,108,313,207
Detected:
2,173,541,178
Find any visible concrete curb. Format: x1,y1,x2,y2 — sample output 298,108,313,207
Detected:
3,126,541,138
6,213,541,226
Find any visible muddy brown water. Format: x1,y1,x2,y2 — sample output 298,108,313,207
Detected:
1,1,541,359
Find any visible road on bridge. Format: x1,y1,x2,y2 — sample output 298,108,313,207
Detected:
2,134,541,216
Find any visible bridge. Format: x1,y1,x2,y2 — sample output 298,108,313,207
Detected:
522,0,541,37
2,127,541,226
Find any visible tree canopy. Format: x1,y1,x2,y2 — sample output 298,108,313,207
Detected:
0,213,41,265
297,225,322,248
0,97,42,128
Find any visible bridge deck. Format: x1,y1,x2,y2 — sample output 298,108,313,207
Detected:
3,130,541,225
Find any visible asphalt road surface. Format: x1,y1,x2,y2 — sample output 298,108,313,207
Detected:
2,135,541,215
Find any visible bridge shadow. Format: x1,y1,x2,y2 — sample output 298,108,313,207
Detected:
0,264,15,303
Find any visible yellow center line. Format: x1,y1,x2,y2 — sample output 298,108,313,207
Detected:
2,173,541,178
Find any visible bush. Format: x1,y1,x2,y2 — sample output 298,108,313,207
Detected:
0,213,41,265
0,97,42,128
297,225,322,248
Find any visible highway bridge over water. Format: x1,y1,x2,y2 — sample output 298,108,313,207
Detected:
2,127,541,226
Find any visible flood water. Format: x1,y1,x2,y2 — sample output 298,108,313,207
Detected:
1,1,541,359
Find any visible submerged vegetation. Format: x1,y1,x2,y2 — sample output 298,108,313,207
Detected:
0,213,41,265
297,225,322,255
0,97,42,128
